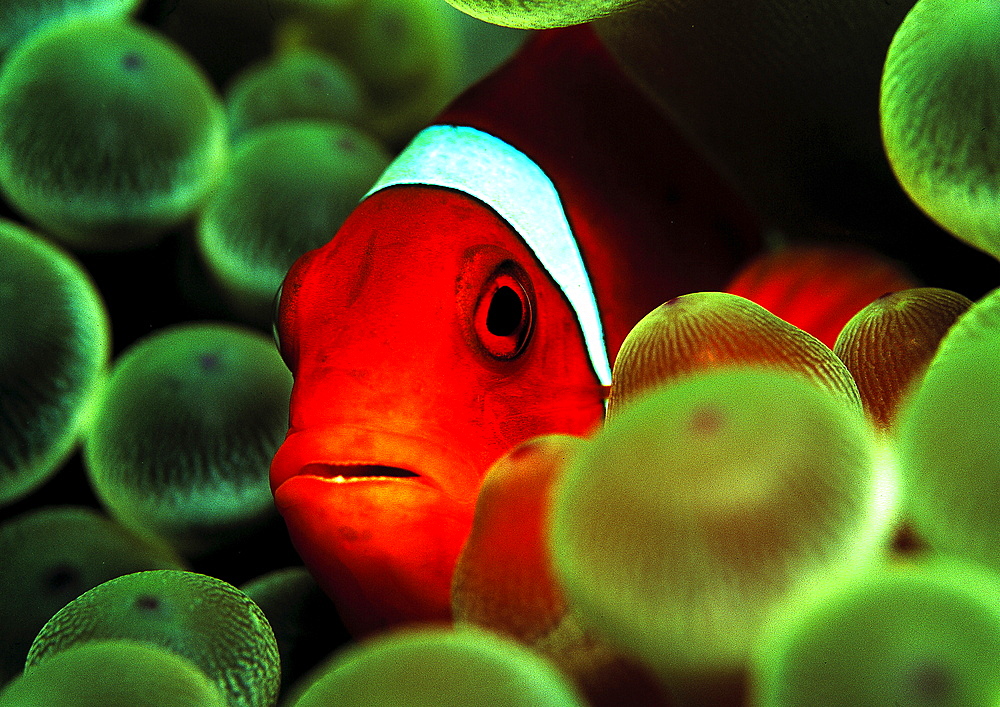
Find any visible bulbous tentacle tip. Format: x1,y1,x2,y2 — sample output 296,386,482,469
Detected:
752,558,1000,707
0,17,228,251
881,0,1000,261
196,120,390,325
83,322,291,557
0,639,228,707
895,287,1000,576
0,505,185,684
452,434,585,644
224,47,370,141
834,286,972,430
0,220,110,508
608,291,861,419
443,0,638,29
274,0,464,146
553,368,895,686
26,569,280,707
288,626,586,706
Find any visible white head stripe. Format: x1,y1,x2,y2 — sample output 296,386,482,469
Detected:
365,125,612,386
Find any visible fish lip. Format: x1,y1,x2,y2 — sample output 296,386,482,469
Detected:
275,457,435,495
270,425,476,499
294,462,422,483
285,462,428,492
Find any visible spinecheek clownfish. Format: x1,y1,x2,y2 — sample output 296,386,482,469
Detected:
269,25,763,636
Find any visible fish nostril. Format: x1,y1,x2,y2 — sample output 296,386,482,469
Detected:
299,463,419,480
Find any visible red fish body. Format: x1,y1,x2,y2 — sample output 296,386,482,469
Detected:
269,25,762,636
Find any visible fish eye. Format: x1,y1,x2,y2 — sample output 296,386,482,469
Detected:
474,265,533,360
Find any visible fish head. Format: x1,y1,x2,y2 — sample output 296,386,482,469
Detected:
270,184,606,635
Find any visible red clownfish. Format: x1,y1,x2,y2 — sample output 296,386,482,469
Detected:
269,25,762,636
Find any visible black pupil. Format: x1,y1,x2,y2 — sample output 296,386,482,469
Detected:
486,286,523,337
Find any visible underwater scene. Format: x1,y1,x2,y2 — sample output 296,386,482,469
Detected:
2,0,1000,704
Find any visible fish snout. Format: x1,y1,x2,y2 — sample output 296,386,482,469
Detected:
268,424,480,635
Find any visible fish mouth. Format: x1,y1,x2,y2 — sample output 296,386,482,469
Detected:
296,463,421,482
269,425,478,500
271,426,480,637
